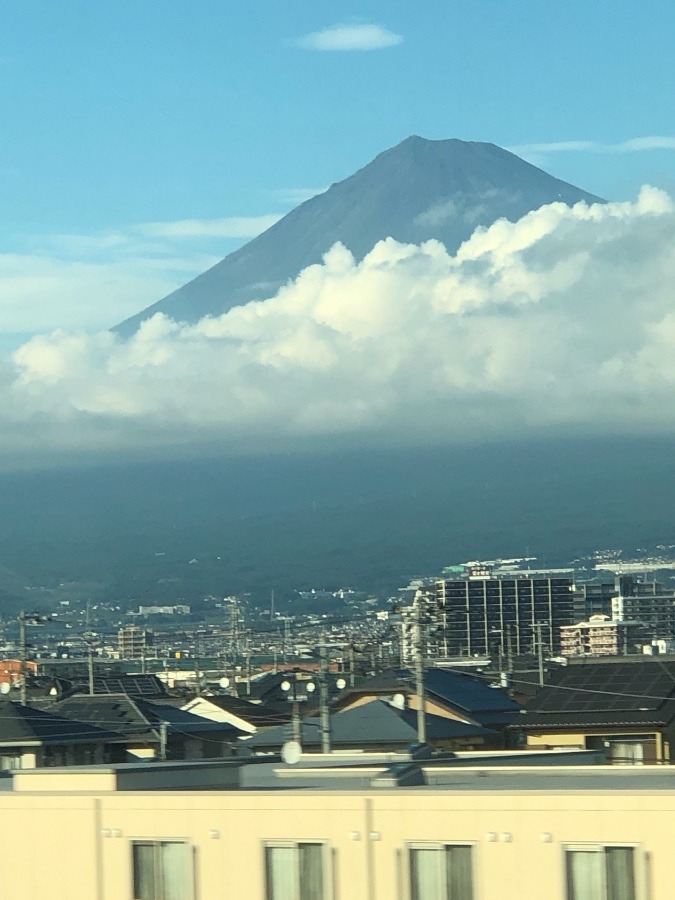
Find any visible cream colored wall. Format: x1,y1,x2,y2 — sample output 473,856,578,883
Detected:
407,695,468,722
527,732,586,749
2,783,675,898
527,730,663,759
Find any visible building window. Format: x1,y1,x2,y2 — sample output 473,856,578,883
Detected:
565,846,635,900
132,841,193,900
409,844,474,900
265,843,325,900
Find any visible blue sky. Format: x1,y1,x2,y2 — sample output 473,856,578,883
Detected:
1,0,674,335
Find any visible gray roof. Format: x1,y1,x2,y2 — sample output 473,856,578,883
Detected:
53,694,244,742
335,667,520,728
245,699,490,751
0,701,119,746
520,660,675,730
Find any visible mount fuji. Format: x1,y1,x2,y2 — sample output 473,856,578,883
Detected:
117,136,603,334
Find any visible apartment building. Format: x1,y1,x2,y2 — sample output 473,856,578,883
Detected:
117,626,152,660
612,575,675,641
0,757,672,899
435,572,574,657
560,615,646,657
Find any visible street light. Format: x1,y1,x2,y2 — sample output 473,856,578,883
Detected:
281,675,317,747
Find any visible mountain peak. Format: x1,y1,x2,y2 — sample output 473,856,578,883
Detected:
116,138,604,335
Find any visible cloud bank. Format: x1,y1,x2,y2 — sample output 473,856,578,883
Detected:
3,187,675,470
296,23,403,52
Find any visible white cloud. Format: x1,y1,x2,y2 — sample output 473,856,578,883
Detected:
273,187,328,206
296,23,402,52
135,215,282,240
509,136,675,156
2,187,675,470
0,213,281,334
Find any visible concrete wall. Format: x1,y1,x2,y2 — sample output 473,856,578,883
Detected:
0,778,673,898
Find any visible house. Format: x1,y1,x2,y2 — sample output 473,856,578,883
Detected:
53,694,245,761
23,672,170,703
247,667,346,713
181,694,289,733
518,656,675,763
0,699,119,769
332,667,521,734
242,697,494,753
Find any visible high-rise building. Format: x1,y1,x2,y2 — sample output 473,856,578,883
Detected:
611,575,675,641
435,570,575,656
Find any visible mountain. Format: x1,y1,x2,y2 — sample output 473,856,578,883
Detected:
116,136,603,334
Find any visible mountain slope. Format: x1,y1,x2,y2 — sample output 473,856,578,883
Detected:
116,136,603,334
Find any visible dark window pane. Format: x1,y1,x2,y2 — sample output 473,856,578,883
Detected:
133,843,157,900
446,846,473,900
606,847,635,900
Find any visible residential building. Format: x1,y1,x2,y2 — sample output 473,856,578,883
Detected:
560,614,647,657
518,657,675,763
612,575,675,641
53,694,244,761
333,667,521,734
571,580,616,621
0,699,119,769
182,695,288,733
435,572,575,656
117,626,152,660
0,659,37,688
243,698,494,753
2,758,675,898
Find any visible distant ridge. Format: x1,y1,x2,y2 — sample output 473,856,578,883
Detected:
116,136,604,335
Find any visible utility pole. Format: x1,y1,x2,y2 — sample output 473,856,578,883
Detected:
349,644,355,687
283,618,290,664
19,612,27,706
319,639,330,754
88,645,95,695
291,700,301,745
506,624,514,674
533,623,545,686
413,599,427,745
159,722,168,761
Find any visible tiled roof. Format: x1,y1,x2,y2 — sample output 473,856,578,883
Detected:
520,660,675,730
0,700,119,745
244,699,491,750
53,694,244,740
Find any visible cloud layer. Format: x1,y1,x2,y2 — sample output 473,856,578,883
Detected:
3,187,675,470
296,23,403,52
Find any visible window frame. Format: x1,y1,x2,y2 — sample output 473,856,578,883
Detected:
130,838,195,900
406,841,476,900
563,843,640,900
263,840,329,900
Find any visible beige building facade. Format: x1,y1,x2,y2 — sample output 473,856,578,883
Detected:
0,761,672,899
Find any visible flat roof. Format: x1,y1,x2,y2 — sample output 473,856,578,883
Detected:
7,756,675,796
